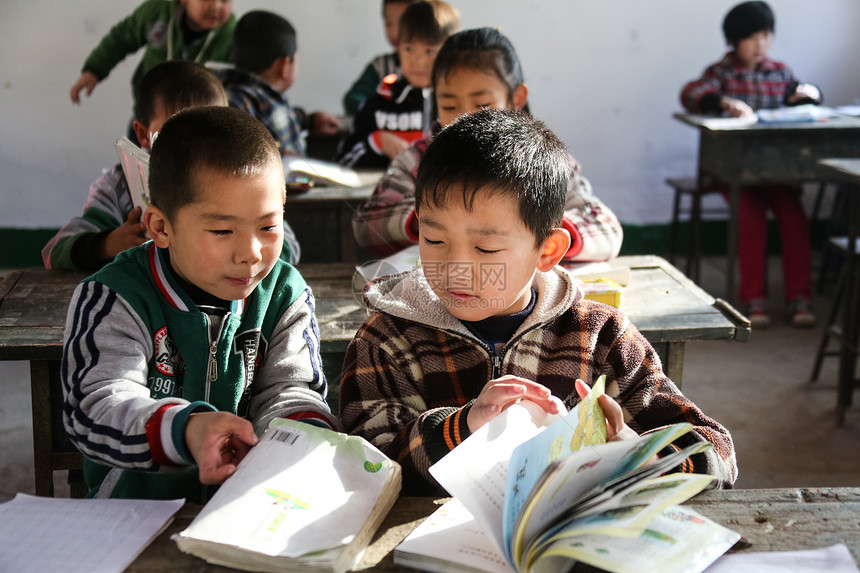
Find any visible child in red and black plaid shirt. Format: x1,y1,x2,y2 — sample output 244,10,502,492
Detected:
680,1,821,329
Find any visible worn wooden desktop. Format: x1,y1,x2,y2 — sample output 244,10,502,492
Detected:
674,112,860,302
0,255,747,497
815,159,860,425
125,487,860,570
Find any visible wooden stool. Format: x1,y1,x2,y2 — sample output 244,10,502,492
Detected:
666,177,726,283
809,236,860,425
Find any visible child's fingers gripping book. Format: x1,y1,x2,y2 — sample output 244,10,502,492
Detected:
396,375,739,573
172,418,401,573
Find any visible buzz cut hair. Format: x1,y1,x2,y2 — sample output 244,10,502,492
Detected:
149,106,283,221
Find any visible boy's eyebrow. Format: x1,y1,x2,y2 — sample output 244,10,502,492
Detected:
420,216,510,237
198,210,283,222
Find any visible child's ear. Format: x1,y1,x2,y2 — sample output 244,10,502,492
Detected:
132,120,151,149
143,205,171,248
512,84,529,111
536,228,571,272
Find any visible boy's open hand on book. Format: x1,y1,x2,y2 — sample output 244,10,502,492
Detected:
468,375,561,433
185,412,259,484
574,378,638,442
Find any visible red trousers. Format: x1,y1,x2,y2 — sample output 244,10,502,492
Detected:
725,185,812,304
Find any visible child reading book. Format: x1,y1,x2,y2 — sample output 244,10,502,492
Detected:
351,27,622,261
62,106,337,502
340,108,737,495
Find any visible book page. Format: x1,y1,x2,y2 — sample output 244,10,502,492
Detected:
394,498,515,573
0,494,182,573
115,137,151,217
283,156,363,187
705,544,859,573
504,375,607,562
175,418,396,558
530,505,740,573
429,400,564,562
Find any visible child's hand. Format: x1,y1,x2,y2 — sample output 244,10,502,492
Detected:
310,112,341,135
467,375,560,433
574,379,638,442
788,83,820,104
70,71,99,105
100,207,146,260
720,96,754,118
185,411,259,485
378,131,411,159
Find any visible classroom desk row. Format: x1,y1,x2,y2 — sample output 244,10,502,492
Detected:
127,487,860,570
0,255,748,497
673,112,860,302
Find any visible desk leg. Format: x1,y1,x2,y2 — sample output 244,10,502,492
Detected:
664,342,685,390
836,186,859,426
30,360,54,497
726,182,740,303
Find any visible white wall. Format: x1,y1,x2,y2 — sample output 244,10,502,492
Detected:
2,0,858,228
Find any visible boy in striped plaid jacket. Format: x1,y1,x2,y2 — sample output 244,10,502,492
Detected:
340,109,737,495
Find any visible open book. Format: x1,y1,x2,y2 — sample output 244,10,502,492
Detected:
173,418,401,573
395,376,739,573
283,156,366,189
115,136,151,217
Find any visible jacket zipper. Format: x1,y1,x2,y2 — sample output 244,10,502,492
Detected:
203,313,229,402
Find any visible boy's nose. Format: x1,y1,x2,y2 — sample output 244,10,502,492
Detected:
235,238,263,265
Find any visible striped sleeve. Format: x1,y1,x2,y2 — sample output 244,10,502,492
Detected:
62,281,189,471
249,287,338,433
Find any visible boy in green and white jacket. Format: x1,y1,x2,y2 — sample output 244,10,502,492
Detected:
62,107,336,501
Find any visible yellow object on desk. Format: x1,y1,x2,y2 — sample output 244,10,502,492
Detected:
579,278,624,308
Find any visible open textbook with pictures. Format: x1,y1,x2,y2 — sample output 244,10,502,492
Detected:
115,136,151,217
173,418,401,573
395,376,740,573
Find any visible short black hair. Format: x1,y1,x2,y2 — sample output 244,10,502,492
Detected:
399,0,461,45
723,1,774,47
137,61,227,126
149,106,282,221
416,108,569,246
234,10,297,73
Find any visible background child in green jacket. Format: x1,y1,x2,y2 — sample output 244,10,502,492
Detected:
69,0,235,141
62,106,337,501
341,109,736,494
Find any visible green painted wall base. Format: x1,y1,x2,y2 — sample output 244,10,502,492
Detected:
0,220,830,269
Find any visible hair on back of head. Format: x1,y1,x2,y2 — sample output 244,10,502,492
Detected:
137,60,227,126
149,106,282,221
416,108,569,246
398,0,461,45
432,27,527,111
234,10,297,73
723,1,774,47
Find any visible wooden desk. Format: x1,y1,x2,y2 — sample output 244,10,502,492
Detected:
125,487,860,570
674,112,860,301
815,159,860,425
0,256,747,497
302,255,750,394
284,175,380,264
